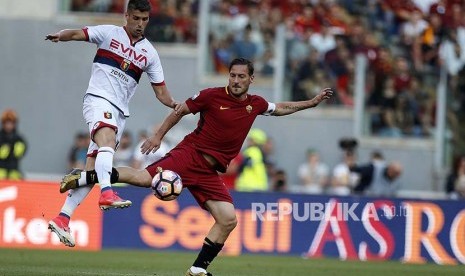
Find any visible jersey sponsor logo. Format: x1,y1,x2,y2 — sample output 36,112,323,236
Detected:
110,69,129,82
109,39,147,66
104,112,112,119
220,106,230,110
120,59,131,71
246,105,253,113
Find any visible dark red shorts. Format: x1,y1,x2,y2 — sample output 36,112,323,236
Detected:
146,140,233,209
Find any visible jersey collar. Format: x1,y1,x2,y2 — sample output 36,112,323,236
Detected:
123,26,145,46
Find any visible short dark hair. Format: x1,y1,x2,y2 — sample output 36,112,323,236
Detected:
229,58,254,76
127,0,151,12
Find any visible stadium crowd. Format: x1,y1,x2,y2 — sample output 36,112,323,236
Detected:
69,0,465,142
66,0,465,198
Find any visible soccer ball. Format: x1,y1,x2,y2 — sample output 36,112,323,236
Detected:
151,169,183,201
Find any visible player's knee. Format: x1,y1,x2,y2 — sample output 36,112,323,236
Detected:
219,214,237,232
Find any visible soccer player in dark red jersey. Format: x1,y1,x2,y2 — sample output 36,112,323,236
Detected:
61,58,333,276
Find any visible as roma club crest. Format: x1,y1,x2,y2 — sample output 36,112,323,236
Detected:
104,112,112,119
120,59,131,71
246,105,252,113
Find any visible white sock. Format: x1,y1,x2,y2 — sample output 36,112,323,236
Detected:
78,171,87,186
60,185,93,217
95,147,115,190
189,266,207,274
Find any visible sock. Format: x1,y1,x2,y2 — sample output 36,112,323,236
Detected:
57,212,70,225
60,185,93,218
78,168,119,186
78,171,87,186
192,237,224,270
95,147,115,191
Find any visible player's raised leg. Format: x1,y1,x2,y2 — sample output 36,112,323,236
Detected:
186,200,237,276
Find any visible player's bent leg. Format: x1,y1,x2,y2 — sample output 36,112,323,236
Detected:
60,168,83,193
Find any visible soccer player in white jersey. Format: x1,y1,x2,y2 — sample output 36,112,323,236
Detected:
45,0,179,247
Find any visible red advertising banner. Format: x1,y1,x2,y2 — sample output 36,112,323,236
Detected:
0,180,102,250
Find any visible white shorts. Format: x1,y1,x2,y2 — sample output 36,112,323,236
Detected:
83,94,127,157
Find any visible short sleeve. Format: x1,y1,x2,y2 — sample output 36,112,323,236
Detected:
185,89,211,114
86,25,115,45
146,49,165,84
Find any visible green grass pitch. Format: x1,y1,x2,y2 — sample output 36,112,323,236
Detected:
0,248,463,276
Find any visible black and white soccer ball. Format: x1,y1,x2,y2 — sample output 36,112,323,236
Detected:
151,169,183,201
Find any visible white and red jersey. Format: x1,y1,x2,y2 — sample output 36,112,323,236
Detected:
83,25,165,116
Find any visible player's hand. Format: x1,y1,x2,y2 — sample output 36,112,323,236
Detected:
172,101,181,115
140,136,161,155
45,33,60,42
314,87,333,103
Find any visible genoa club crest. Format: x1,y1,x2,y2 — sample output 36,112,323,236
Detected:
120,59,131,71
246,105,252,113
104,112,112,119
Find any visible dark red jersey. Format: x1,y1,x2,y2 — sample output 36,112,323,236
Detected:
184,86,274,172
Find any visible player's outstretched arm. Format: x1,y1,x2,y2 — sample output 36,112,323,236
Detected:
140,102,191,154
151,84,180,111
45,29,86,42
272,87,333,116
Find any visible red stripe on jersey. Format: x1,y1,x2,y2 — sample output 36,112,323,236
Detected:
95,48,143,76
82,27,89,41
151,81,165,86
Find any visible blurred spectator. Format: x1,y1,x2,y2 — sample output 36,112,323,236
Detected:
262,135,277,181
71,0,92,12
399,10,428,48
371,150,385,163
329,138,359,196
235,128,268,192
68,131,89,170
146,2,176,42
445,155,465,199
419,13,444,71
351,160,403,197
329,150,359,196
173,1,197,43
113,130,133,167
260,49,275,76
291,49,325,101
309,24,336,60
297,148,330,194
230,24,259,62
271,169,288,192
0,109,27,180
